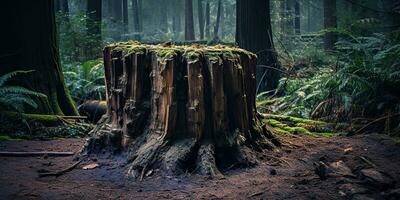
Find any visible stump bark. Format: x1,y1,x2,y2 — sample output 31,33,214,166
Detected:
85,42,279,178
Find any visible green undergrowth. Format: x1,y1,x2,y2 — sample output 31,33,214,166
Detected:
0,134,26,141
0,112,93,140
263,114,346,137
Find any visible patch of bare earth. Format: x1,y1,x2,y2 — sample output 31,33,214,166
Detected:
1,134,400,200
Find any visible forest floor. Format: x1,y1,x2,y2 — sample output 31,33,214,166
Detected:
1,134,400,200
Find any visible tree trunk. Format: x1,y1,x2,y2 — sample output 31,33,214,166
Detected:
213,0,222,40
158,1,169,33
294,0,300,34
185,0,195,40
111,0,123,40
132,0,142,40
285,0,294,35
84,42,279,177
123,0,128,39
86,0,102,58
205,1,211,40
236,0,280,93
198,0,205,40
0,0,78,116
324,0,337,51
55,0,69,13
280,0,286,36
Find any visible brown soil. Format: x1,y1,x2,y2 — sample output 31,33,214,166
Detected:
1,134,400,200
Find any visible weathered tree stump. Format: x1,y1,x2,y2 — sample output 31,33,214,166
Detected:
85,41,279,178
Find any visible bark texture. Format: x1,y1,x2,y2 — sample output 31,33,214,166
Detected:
0,0,78,116
236,0,280,93
85,42,279,177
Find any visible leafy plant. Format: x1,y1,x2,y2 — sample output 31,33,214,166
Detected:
63,59,105,103
261,32,400,125
0,70,47,112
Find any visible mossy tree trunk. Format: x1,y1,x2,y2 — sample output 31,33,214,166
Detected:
0,0,78,116
85,42,279,178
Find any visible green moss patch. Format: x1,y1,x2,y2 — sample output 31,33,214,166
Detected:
263,114,345,137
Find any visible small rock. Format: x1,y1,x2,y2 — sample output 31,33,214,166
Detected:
344,147,353,154
314,161,332,180
82,163,99,170
270,169,277,175
329,160,354,177
338,184,368,198
359,169,395,189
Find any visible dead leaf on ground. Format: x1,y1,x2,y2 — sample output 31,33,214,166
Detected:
82,163,99,170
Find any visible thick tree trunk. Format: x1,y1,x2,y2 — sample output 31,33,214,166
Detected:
86,0,102,58
0,0,78,116
236,0,280,93
324,0,337,51
198,0,205,40
185,0,195,40
84,42,279,177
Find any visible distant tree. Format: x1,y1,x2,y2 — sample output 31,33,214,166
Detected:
132,0,142,40
55,0,69,14
86,0,102,58
205,1,211,39
213,0,222,40
236,0,280,92
198,0,205,40
0,0,78,115
158,1,169,33
123,0,128,38
285,0,294,35
324,0,337,51
111,0,123,40
185,0,195,40
294,0,300,34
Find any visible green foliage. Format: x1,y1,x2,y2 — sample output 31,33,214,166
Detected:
0,71,47,112
56,12,103,64
261,32,400,125
63,59,105,103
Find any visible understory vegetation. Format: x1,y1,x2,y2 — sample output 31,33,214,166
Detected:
258,31,400,136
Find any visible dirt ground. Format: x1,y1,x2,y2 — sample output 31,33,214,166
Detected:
1,134,400,200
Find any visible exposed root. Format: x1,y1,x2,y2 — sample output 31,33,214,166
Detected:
196,143,221,177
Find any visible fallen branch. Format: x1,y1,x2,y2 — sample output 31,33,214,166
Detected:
0,151,75,157
38,160,82,177
355,113,400,134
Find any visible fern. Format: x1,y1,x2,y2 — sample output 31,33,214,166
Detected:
0,71,47,112
63,59,105,103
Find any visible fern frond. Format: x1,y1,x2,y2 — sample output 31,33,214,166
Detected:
0,70,35,87
0,86,46,98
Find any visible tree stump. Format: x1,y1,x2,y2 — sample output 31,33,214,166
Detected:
85,41,279,178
